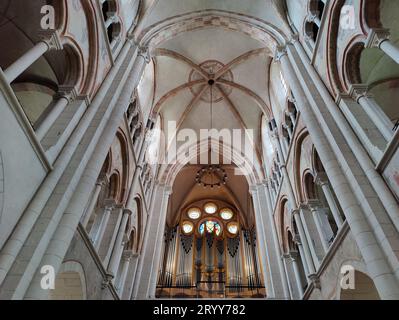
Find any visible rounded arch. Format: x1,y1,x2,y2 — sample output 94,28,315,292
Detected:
136,10,287,51
158,137,262,188
49,261,87,300
336,261,380,300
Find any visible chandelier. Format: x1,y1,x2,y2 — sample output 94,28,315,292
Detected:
196,166,228,188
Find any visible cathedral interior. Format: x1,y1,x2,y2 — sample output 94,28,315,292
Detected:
0,0,399,300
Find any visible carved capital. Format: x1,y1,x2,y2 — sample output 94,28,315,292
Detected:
308,273,321,289
365,28,390,49
314,172,329,187
349,84,371,102
274,45,288,62
138,46,151,63
39,30,63,51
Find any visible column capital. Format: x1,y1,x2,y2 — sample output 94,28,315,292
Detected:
293,234,302,245
292,208,300,216
38,30,63,51
274,45,288,62
365,28,390,49
289,33,300,45
104,199,117,209
349,84,371,102
289,251,299,260
56,86,78,103
122,250,134,261
307,199,322,210
138,45,151,63
282,253,291,260
308,273,321,289
123,208,133,216
96,173,108,187
249,185,259,196
314,172,329,187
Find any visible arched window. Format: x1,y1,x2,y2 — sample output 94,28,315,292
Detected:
101,0,121,49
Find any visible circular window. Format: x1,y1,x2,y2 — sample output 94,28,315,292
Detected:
182,221,194,234
204,202,218,214
187,207,201,220
220,208,233,220
227,222,239,235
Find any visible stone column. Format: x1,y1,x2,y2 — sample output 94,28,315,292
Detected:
250,185,276,298
298,203,320,268
134,185,172,299
36,88,78,141
108,209,132,279
4,32,63,83
350,85,393,142
366,28,399,65
277,42,399,299
82,174,108,228
314,173,344,228
94,199,116,250
282,254,294,299
292,209,315,275
308,201,329,253
116,251,133,295
290,251,304,298
260,181,290,299
293,235,309,278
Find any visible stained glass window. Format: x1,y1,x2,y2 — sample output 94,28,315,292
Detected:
199,220,222,236
206,221,215,233
199,223,205,235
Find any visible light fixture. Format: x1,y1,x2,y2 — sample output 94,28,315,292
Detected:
195,165,228,189
220,208,233,220
227,222,239,235
182,221,194,234
204,202,217,214
187,207,201,220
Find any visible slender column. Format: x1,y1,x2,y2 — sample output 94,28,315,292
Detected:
82,174,108,228
251,186,276,298
108,209,132,278
134,185,172,298
282,254,294,299
292,210,315,275
283,124,293,139
288,111,296,127
314,173,344,228
298,204,320,269
105,14,118,28
116,251,133,295
4,32,63,83
35,88,77,141
294,235,310,278
308,201,329,253
290,252,304,298
366,28,399,64
94,199,116,250
260,181,290,299
351,85,393,141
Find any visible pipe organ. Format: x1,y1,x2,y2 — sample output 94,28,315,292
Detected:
156,200,266,298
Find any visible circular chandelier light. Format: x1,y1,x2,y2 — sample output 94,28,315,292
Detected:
195,165,228,189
